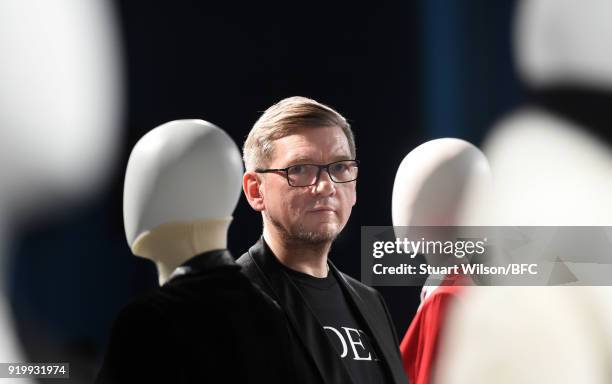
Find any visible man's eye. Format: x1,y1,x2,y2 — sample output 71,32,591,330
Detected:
289,165,306,174
331,163,348,173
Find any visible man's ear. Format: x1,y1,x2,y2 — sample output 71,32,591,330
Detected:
243,171,265,212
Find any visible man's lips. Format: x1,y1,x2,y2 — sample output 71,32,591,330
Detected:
309,207,336,213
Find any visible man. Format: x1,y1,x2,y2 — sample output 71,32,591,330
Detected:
239,96,408,384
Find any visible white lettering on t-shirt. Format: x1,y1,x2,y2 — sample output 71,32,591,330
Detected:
324,326,377,361
343,327,372,361
323,326,348,358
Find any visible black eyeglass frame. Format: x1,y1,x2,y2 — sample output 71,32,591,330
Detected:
254,159,360,187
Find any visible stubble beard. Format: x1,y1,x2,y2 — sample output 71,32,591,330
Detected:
265,210,340,246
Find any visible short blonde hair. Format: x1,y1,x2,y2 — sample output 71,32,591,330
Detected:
243,96,356,170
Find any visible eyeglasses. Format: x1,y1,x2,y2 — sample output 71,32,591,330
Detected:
255,160,359,187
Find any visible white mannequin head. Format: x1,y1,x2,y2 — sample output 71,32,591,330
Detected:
391,138,493,290
123,119,243,283
515,0,612,89
0,0,122,221
392,138,492,227
483,0,612,226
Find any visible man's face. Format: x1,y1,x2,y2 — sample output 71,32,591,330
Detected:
260,125,356,244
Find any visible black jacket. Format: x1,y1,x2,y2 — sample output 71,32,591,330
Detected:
96,249,294,384
236,237,408,384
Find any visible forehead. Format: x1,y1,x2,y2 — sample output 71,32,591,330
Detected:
270,125,351,165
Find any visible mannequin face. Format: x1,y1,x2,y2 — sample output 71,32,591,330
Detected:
246,125,356,244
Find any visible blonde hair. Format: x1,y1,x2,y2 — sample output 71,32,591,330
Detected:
243,96,356,170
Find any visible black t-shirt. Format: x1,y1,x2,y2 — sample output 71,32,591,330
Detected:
282,265,388,384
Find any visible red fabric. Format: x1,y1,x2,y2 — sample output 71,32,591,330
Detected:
399,282,465,384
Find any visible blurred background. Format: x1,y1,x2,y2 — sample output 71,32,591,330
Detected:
3,0,526,381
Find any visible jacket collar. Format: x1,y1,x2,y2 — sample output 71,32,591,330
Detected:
329,258,407,384
246,237,403,384
246,238,354,383
182,249,238,271
167,249,240,283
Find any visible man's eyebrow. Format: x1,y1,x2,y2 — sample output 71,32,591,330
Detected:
327,151,353,162
288,156,313,164
329,154,353,161
288,154,352,164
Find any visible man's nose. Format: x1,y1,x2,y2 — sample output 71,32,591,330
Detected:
314,168,336,195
